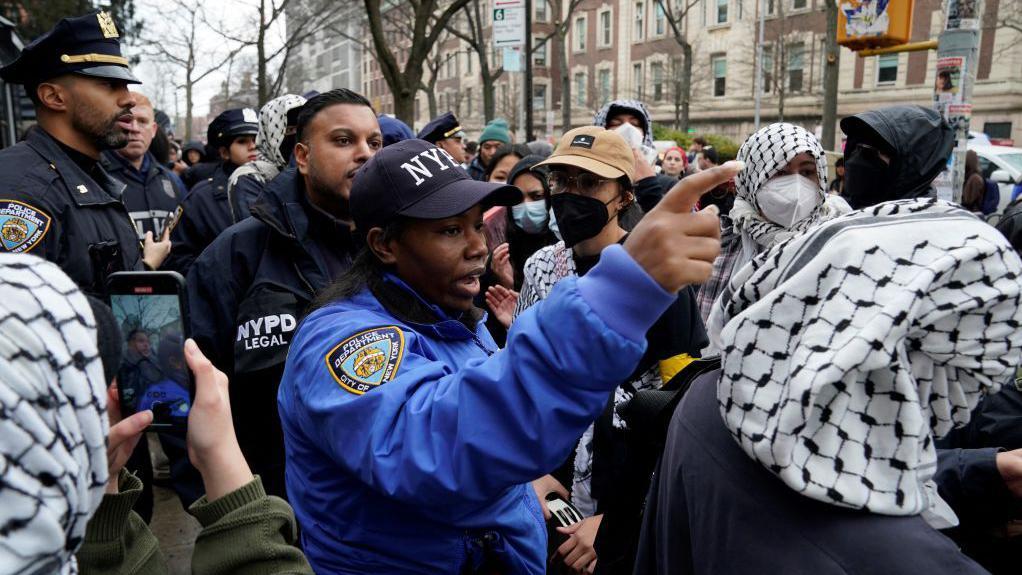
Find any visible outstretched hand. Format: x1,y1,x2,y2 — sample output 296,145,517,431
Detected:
105,383,152,494
623,161,743,292
485,285,518,329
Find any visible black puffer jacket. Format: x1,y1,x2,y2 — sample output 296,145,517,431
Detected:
840,105,954,207
996,198,1022,253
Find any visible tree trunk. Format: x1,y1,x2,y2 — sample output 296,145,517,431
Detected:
558,28,570,131
185,78,193,141
257,0,268,106
426,84,438,118
680,42,692,132
821,0,840,150
481,52,496,122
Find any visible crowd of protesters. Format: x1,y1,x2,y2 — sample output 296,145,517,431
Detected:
4,10,1022,575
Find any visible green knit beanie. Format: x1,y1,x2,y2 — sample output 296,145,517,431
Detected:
478,118,512,145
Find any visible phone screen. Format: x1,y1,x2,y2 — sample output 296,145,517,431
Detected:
111,292,191,428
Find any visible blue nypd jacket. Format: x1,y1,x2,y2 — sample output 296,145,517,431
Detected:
277,244,677,574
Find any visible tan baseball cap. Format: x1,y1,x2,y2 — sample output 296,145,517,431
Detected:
535,126,635,182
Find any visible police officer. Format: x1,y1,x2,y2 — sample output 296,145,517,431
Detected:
165,107,258,276
417,111,467,164
0,11,154,296
277,136,735,573
101,91,184,253
188,89,381,499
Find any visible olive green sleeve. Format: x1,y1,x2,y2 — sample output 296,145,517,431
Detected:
77,471,168,575
188,476,312,575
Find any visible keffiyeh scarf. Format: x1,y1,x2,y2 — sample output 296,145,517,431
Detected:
707,199,1022,527
0,255,108,574
731,122,850,271
229,93,307,189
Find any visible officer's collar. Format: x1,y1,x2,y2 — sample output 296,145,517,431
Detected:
53,134,100,176
370,271,485,340
26,127,126,203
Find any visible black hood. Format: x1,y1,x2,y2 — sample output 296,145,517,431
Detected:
841,105,953,204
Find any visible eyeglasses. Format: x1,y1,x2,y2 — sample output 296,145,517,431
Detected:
547,170,610,195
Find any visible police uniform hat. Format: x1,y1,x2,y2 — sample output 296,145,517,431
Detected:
0,11,140,85
416,112,462,144
207,108,259,148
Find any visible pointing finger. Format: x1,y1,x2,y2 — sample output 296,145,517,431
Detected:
656,161,743,215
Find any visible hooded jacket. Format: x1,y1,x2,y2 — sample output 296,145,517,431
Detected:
840,105,954,207
593,99,675,212
228,94,307,222
188,166,356,498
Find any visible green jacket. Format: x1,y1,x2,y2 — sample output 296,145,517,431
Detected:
77,471,312,575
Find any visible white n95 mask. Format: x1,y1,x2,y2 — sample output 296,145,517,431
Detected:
757,174,822,228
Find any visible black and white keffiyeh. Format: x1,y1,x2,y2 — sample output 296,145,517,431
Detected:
730,123,850,269
707,199,1022,527
229,93,307,188
0,254,108,574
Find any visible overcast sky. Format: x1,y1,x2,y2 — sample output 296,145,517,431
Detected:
126,0,289,119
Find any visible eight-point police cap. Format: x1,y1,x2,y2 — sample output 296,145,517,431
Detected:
416,112,462,144
207,108,259,148
0,12,140,85
351,139,521,231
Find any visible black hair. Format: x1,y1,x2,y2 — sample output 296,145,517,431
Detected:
483,143,532,181
126,327,147,342
149,125,172,164
693,136,709,147
835,157,844,168
309,218,407,314
296,88,374,143
466,141,479,154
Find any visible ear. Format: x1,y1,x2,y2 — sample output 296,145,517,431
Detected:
294,141,310,175
366,227,398,265
36,82,69,113
219,146,230,161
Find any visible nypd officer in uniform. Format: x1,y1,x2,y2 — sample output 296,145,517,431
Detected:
417,111,468,164
277,135,739,573
0,11,151,296
165,107,258,276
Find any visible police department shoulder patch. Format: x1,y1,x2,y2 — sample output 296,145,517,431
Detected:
0,200,51,253
326,326,405,395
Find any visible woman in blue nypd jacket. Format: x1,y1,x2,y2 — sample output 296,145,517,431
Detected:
276,138,735,574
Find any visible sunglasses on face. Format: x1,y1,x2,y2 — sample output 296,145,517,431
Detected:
547,170,610,195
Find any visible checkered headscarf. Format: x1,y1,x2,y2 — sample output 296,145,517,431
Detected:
708,199,1022,527
0,254,108,574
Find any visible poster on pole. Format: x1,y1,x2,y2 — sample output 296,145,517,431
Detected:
934,57,963,106
502,47,522,72
945,0,980,30
947,103,973,142
492,0,526,48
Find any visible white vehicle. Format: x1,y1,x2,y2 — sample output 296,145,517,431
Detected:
968,144,1022,213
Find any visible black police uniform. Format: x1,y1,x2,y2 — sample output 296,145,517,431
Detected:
164,108,257,276
101,150,185,240
416,111,462,143
187,166,357,498
0,12,143,297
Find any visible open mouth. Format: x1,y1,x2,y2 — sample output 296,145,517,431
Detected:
457,267,486,289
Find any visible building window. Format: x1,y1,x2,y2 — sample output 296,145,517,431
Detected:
985,122,1013,140
792,0,807,9
533,36,547,66
762,47,774,93
788,42,804,92
635,2,645,41
535,0,549,22
716,0,728,23
633,63,644,100
533,84,547,111
446,55,455,78
466,50,473,73
599,68,612,103
737,0,743,19
655,3,666,35
651,61,665,101
876,53,898,85
574,16,587,51
574,72,587,107
767,0,776,14
466,87,473,117
712,55,726,96
599,10,613,47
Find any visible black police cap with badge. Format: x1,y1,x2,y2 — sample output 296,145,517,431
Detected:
0,11,140,86
416,112,462,144
206,108,259,149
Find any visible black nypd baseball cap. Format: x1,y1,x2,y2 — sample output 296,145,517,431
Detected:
416,111,462,144
0,12,140,85
207,108,259,148
351,139,521,231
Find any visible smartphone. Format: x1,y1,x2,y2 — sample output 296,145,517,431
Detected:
107,271,193,432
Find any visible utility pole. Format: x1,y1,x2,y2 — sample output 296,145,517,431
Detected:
524,0,534,141
753,0,765,130
932,0,983,204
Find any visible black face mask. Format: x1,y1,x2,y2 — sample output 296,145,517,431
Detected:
279,133,297,164
843,146,892,209
551,193,617,248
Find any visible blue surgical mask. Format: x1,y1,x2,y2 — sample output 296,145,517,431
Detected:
511,201,549,234
548,207,562,241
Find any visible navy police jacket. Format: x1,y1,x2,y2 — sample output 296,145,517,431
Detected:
189,166,355,498
165,163,233,276
278,244,677,574
101,151,185,240
0,127,141,296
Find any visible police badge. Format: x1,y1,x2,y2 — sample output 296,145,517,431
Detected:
326,326,405,395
